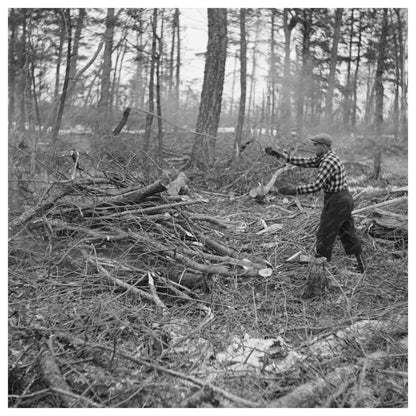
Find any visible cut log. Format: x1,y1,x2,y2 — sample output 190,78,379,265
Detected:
249,165,293,201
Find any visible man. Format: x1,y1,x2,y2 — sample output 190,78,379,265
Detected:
265,133,365,273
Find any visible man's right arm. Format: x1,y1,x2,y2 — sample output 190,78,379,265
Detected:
287,155,320,168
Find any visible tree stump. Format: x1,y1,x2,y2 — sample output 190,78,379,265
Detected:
301,257,329,299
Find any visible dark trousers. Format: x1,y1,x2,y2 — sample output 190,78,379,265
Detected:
315,189,362,261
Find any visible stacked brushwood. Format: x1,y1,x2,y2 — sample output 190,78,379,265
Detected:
9,171,272,309
352,187,408,249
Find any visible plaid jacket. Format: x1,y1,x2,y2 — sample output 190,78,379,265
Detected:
285,150,347,195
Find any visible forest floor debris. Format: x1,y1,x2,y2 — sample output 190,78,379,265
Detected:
8,138,408,408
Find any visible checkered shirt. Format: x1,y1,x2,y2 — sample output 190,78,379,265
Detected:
285,150,347,195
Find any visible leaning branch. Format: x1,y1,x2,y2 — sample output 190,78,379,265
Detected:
352,195,407,215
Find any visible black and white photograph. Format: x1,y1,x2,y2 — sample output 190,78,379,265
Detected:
7,4,409,409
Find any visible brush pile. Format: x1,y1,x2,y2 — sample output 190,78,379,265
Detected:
9,171,272,305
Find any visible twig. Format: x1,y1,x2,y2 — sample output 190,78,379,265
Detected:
148,272,168,310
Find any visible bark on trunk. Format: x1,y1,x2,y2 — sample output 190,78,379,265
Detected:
232,8,247,163
191,9,227,169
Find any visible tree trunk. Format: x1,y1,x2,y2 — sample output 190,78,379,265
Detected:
372,8,389,180
364,11,377,128
67,8,86,105
191,9,227,169
395,8,407,141
30,61,42,129
47,10,65,132
232,8,247,163
113,107,131,135
296,9,312,140
17,10,27,132
133,15,145,110
374,8,388,137
269,10,277,135
8,9,17,131
391,10,400,141
143,9,158,157
229,53,238,120
97,8,115,134
342,9,354,128
156,10,164,168
351,10,363,128
169,9,176,97
52,9,72,143
280,9,297,134
325,8,343,126
174,8,181,131
247,13,261,121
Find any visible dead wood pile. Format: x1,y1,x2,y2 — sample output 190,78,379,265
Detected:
352,187,408,249
9,171,272,309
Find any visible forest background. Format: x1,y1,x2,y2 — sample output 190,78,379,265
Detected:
7,6,408,170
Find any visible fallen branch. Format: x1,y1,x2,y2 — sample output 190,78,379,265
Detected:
267,347,403,408
96,179,167,208
38,340,100,408
9,186,71,232
249,165,293,201
266,365,357,408
352,195,407,215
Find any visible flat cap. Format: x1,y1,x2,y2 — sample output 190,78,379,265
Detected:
310,133,332,147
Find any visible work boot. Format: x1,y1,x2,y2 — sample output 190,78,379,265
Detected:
355,253,366,273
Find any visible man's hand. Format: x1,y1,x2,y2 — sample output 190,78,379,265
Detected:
278,184,297,195
265,147,287,159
